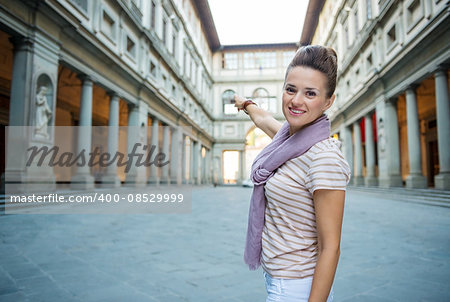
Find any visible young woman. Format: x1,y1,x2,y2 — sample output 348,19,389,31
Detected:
234,45,351,302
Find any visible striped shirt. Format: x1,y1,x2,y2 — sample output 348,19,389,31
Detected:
261,138,351,279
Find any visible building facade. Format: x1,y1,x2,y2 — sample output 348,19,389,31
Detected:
0,0,218,190
0,0,299,189
306,0,449,189
211,43,296,184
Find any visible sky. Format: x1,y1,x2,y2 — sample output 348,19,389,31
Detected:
207,0,309,45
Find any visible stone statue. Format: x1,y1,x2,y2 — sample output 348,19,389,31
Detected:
35,86,52,138
139,122,146,143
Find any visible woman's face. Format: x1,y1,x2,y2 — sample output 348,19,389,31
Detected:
282,66,335,135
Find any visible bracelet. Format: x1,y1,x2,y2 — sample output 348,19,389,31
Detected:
242,100,257,114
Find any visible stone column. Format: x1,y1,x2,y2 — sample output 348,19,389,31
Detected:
239,150,245,185
353,121,364,185
124,103,139,185
102,92,121,187
148,117,160,185
214,154,222,185
8,37,33,126
3,37,35,192
364,113,378,186
193,140,201,185
190,139,195,184
205,149,211,184
342,125,354,185
380,99,403,187
170,126,182,185
434,68,450,189
160,125,170,184
181,134,187,184
405,86,427,188
201,147,206,184
4,36,63,192
71,75,94,189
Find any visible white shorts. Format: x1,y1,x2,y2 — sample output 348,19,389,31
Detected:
264,271,334,302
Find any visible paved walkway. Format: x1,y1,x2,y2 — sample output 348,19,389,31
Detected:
0,186,449,301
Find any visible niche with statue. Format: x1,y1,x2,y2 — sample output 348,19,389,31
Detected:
34,74,54,139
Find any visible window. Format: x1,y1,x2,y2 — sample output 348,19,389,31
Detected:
150,1,156,29
149,60,157,77
193,63,198,86
183,48,187,75
366,53,373,72
354,9,359,35
101,10,116,41
131,0,141,7
130,0,143,21
244,52,255,69
222,90,236,115
182,97,187,110
222,53,238,69
260,52,276,68
252,88,276,113
126,36,136,58
171,84,177,97
162,17,167,45
161,74,168,91
172,30,177,56
70,0,88,14
366,0,372,19
244,52,276,69
387,24,396,44
344,25,349,48
406,0,423,31
283,51,295,67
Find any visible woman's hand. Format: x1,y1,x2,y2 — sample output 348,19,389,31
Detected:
233,94,248,112
232,94,281,139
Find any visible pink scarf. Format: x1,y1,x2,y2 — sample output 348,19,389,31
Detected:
244,114,331,270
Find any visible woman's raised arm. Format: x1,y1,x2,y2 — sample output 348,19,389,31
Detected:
233,94,282,139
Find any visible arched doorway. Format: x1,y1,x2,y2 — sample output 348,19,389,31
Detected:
244,126,271,180
222,150,239,184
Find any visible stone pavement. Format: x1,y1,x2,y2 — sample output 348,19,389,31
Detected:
0,186,449,301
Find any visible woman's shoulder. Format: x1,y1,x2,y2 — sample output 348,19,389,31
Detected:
290,138,346,168
310,137,342,153
304,138,352,192
298,138,344,161
304,138,350,171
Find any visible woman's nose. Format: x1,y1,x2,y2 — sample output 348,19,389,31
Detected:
291,93,304,106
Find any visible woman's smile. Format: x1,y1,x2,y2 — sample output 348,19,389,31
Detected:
288,107,306,116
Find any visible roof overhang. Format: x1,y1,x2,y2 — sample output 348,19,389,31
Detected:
192,0,221,51
300,0,325,45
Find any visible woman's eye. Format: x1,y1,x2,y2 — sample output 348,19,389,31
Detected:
306,91,316,97
286,87,295,93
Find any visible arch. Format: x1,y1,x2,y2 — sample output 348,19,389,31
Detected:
222,89,236,115
252,87,275,112
244,125,271,179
